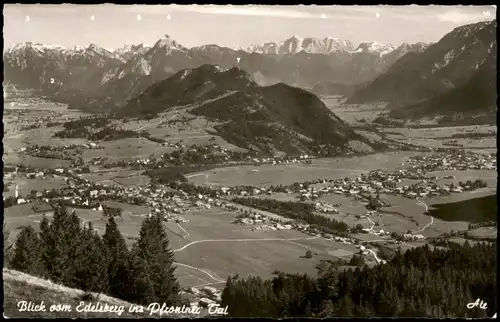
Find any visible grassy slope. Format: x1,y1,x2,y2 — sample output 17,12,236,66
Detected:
2,269,191,319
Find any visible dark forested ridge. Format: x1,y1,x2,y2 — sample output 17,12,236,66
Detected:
221,241,497,318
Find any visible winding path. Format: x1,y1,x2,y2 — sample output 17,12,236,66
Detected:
176,222,190,238
173,261,226,284
366,217,376,231
173,236,320,253
366,248,385,264
414,198,434,233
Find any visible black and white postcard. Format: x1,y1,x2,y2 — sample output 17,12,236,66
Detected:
2,4,497,319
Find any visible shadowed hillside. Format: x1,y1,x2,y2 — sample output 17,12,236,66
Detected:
119,65,370,155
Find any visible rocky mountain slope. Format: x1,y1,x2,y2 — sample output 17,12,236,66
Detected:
346,20,497,118
119,64,370,155
389,48,497,123
238,35,355,54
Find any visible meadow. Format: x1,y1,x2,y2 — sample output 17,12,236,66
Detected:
188,152,418,187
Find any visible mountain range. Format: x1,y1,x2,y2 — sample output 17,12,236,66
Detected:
346,20,497,122
4,34,429,111
4,20,496,124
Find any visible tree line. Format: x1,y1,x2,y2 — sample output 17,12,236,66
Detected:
4,207,183,306
221,241,496,318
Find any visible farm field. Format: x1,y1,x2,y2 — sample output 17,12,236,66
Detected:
427,170,497,188
3,202,359,290
120,110,246,152
170,208,360,286
468,227,497,240
378,125,497,150
81,137,173,161
322,97,388,126
379,195,466,236
188,151,419,187
80,169,150,187
3,177,68,198
4,154,73,169
378,125,496,139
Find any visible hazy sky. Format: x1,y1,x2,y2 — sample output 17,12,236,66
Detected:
3,4,497,50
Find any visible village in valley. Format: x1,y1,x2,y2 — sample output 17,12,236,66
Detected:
4,103,497,311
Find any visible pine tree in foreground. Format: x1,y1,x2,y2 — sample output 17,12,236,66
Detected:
38,208,81,285
72,222,109,293
11,225,44,276
132,214,180,305
103,216,133,300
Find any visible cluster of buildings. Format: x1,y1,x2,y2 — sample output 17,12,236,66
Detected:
249,154,313,166
215,162,487,203
403,151,496,171
98,144,315,171
314,201,340,214
234,213,294,231
25,142,103,153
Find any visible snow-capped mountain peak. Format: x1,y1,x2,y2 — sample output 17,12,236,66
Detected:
241,35,354,55
355,41,396,57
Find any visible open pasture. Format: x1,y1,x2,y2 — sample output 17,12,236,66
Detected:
378,125,496,139
120,111,245,151
3,177,68,198
81,137,172,161
173,235,352,284
467,227,497,240
80,169,150,186
378,125,497,150
427,170,497,189
188,152,419,187
253,192,299,202
319,194,368,213
322,97,388,126
3,203,55,241
169,208,359,287
4,154,73,169
222,200,295,222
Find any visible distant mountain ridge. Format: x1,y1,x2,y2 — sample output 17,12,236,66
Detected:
4,33,430,111
237,35,356,54
346,20,497,120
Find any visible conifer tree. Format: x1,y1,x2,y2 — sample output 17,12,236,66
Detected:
11,225,44,276
38,207,83,285
133,214,180,305
103,216,132,299
128,245,156,305
72,222,108,293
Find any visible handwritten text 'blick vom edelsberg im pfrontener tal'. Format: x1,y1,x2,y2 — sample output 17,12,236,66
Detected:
16,301,229,316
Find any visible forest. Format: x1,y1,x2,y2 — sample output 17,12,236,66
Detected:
221,241,497,318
